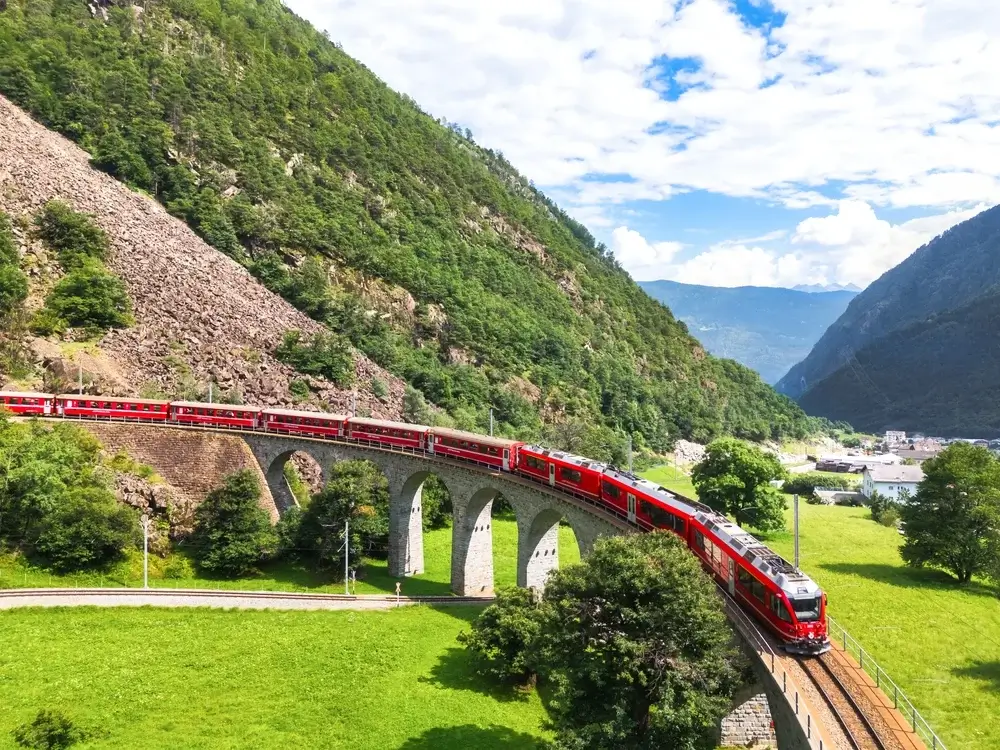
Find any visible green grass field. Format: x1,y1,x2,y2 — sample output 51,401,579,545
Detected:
0,515,580,597
0,606,551,749
640,464,698,498
762,503,1000,750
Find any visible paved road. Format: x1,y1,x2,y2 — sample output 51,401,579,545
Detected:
0,588,493,611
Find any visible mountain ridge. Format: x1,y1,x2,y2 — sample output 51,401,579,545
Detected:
639,280,856,384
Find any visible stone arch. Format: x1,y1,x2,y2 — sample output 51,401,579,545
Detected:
265,448,328,514
517,507,583,591
389,469,436,578
451,485,502,596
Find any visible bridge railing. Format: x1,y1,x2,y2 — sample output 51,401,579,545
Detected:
826,615,947,750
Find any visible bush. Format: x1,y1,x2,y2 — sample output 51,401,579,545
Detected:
190,470,277,577
274,329,354,387
878,507,901,527
458,587,543,687
43,262,132,330
162,555,196,580
0,211,17,266
33,487,138,573
783,472,860,496
869,490,901,525
28,307,67,337
34,201,108,270
12,709,87,750
0,265,28,315
371,377,389,401
275,505,304,555
288,378,310,401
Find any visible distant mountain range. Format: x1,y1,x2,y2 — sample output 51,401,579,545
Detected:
777,204,1000,437
793,283,863,294
639,280,857,384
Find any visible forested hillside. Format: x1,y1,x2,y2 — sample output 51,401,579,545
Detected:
778,205,1000,398
0,0,819,447
798,288,1000,436
639,280,856,384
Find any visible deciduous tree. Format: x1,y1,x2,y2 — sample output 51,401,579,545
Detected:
458,587,543,687
691,437,787,531
900,443,1000,583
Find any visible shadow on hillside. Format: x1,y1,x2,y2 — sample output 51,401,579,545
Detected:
419,646,532,704
819,562,998,598
952,661,1000,693
396,724,550,749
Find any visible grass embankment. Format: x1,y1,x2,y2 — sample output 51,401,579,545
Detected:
640,464,698,498
0,606,551,749
763,504,1000,750
0,516,581,597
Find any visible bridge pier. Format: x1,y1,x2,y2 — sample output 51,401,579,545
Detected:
388,471,426,577
518,508,561,590
451,488,496,596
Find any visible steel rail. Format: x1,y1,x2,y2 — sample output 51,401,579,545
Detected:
798,655,889,750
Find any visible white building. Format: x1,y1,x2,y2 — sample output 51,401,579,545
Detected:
861,465,924,502
884,430,906,446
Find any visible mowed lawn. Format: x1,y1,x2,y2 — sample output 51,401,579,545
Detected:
762,503,1000,750
0,606,551,749
0,515,581,597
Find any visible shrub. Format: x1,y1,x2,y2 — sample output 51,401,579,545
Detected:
371,377,389,400
0,211,17,266
878,507,901,527
274,329,354,387
458,587,543,687
32,487,138,573
275,505,304,556
162,555,195,580
869,490,901,525
44,262,132,330
190,470,277,577
12,709,86,750
28,307,67,337
783,472,860,496
288,378,310,401
0,264,28,315
34,201,108,270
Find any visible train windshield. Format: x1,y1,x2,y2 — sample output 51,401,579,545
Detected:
790,596,821,622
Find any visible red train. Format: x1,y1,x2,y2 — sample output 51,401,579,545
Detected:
0,391,829,654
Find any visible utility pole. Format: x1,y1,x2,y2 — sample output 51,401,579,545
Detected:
78,365,83,396
343,518,350,596
489,408,494,437
793,494,800,570
352,390,357,417
208,382,213,404
140,514,151,589
627,435,633,474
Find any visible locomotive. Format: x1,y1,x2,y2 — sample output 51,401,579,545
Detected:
0,391,829,654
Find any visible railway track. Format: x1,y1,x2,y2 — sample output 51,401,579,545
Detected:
798,653,895,750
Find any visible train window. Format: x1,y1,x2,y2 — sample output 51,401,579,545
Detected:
790,597,821,622
560,467,582,483
602,481,620,499
772,597,793,623
694,530,706,552
641,500,672,528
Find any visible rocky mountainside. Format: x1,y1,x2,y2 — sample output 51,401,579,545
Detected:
0,0,823,446
778,204,1000,435
639,280,856,384
777,205,1000,399
0,94,406,418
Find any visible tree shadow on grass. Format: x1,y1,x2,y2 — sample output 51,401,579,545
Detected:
952,661,1000,693
360,558,453,597
397,724,550,749
819,562,998,598
419,646,533,704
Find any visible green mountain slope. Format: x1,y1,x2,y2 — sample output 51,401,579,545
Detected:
0,0,818,446
639,280,856,384
798,287,1000,437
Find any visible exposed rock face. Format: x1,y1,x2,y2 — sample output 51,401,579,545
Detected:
673,439,706,467
0,94,405,419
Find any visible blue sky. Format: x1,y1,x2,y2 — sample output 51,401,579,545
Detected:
287,0,1000,289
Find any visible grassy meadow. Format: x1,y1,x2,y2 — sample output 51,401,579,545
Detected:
0,606,551,749
0,515,581,597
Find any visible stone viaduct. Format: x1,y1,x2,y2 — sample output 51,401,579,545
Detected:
242,434,632,596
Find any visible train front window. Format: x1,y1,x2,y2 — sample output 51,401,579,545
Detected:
791,597,821,622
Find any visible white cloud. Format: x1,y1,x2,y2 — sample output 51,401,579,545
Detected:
615,200,985,288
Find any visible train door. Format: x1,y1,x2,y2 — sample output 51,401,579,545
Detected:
43,399,52,416
548,462,556,487
727,558,736,596
428,435,436,455
502,448,510,471
627,493,636,523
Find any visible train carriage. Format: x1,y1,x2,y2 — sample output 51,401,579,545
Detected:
427,427,521,470
262,408,348,439
516,445,605,499
602,469,691,536
170,402,261,429
0,392,54,416
57,395,170,421
346,417,427,450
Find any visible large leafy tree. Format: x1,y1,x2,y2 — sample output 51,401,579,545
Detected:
540,532,741,750
457,587,543,687
901,443,1000,583
33,485,137,572
190,470,277,576
691,437,787,532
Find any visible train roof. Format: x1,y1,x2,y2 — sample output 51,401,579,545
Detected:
171,401,261,411
263,408,349,420
521,444,608,471
0,391,54,398
58,395,171,405
429,426,520,448
348,417,428,432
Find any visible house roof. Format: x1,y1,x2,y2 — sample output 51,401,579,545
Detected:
865,465,924,483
